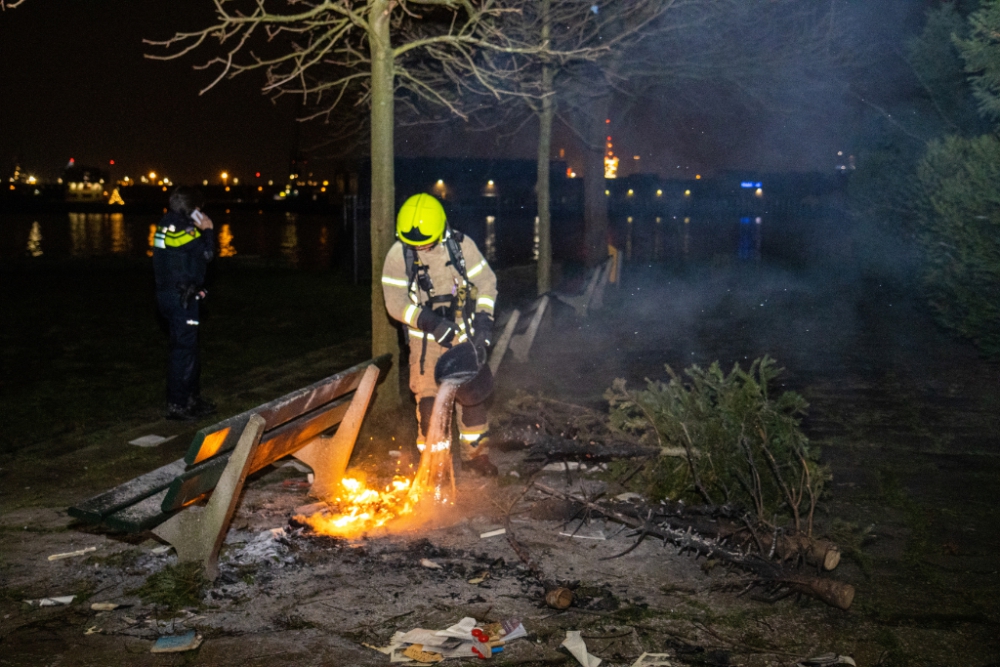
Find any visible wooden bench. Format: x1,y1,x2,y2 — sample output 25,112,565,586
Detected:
69,355,390,578
552,258,611,318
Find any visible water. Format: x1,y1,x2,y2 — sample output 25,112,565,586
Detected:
0,207,831,270
0,211,345,269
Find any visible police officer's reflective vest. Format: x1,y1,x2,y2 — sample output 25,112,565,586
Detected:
153,224,201,249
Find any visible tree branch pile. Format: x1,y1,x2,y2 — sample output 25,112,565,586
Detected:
534,483,855,611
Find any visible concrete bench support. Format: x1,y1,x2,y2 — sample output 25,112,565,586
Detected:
509,295,549,363
144,363,383,580
488,309,521,376
152,415,266,581
293,364,380,499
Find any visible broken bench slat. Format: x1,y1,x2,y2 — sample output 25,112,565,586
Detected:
184,354,390,466
160,394,353,512
103,488,174,533
68,459,187,523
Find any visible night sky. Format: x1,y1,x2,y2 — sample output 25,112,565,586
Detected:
0,0,928,185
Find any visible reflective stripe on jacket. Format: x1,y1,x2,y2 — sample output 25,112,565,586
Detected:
381,235,497,329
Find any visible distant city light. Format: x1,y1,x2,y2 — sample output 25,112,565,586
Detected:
740,181,762,189
605,190,610,196
656,189,662,197
695,174,701,180
256,172,261,178
684,190,691,197
437,179,444,184
233,177,239,185
633,155,640,160
755,188,763,198
627,189,634,197
203,180,209,186
149,171,156,180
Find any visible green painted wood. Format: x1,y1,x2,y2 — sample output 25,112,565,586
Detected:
183,355,390,466
162,395,353,512
104,489,176,533
68,459,187,523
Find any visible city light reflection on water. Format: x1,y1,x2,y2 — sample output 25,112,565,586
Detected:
5,209,787,269
27,222,42,257
4,211,347,268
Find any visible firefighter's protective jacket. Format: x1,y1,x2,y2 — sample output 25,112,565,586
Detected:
381,233,497,343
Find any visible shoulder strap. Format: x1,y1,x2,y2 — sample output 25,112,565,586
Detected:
443,229,469,283
403,244,434,299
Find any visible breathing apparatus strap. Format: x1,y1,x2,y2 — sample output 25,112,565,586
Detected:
402,228,477,375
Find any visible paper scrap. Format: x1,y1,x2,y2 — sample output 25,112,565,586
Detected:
631,653,673,666
615,492,644,502
151,545,173,555
403,644,443,663
90,602,119,611
84,626,101,635
420,558,443,569
562,630,602,667
479,528,506,539
129,434,175,448
436,616,478,640
48,546,97,561
24,596,76,607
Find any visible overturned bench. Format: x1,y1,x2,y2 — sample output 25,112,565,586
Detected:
69,355,390,578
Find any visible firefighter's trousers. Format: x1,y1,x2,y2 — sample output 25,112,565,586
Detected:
408,336,488,461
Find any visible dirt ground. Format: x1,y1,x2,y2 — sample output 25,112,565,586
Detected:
2,260,999,666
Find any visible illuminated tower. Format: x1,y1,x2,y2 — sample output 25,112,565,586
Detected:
603,119,618,179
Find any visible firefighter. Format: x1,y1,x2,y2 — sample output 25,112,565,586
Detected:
382,193,499,476
153,186,217,421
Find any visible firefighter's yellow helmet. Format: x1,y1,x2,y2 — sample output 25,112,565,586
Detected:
396,193,446,246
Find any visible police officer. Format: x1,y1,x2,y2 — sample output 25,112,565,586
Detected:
153,186,217,421
381,193,499,476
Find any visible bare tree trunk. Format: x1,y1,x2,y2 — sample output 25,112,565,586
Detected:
582,97,610,267
369,1,400,411
535,0,553,296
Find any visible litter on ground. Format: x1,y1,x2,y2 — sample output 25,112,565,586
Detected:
24,596,76,607
47,546,97,561
562,630,602,667
371,616,526,662
150,630,203,653
128,435,175,448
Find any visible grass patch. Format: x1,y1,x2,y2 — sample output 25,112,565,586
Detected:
130,561,207,610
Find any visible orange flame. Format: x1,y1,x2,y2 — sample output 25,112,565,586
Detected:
296,443,457,538
298,475,416,537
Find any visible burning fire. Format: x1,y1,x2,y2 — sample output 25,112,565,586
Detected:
296,443,456,538
297,475,416,537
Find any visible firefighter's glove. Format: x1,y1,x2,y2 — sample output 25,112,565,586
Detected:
472,312,494,348
416,308,460,348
